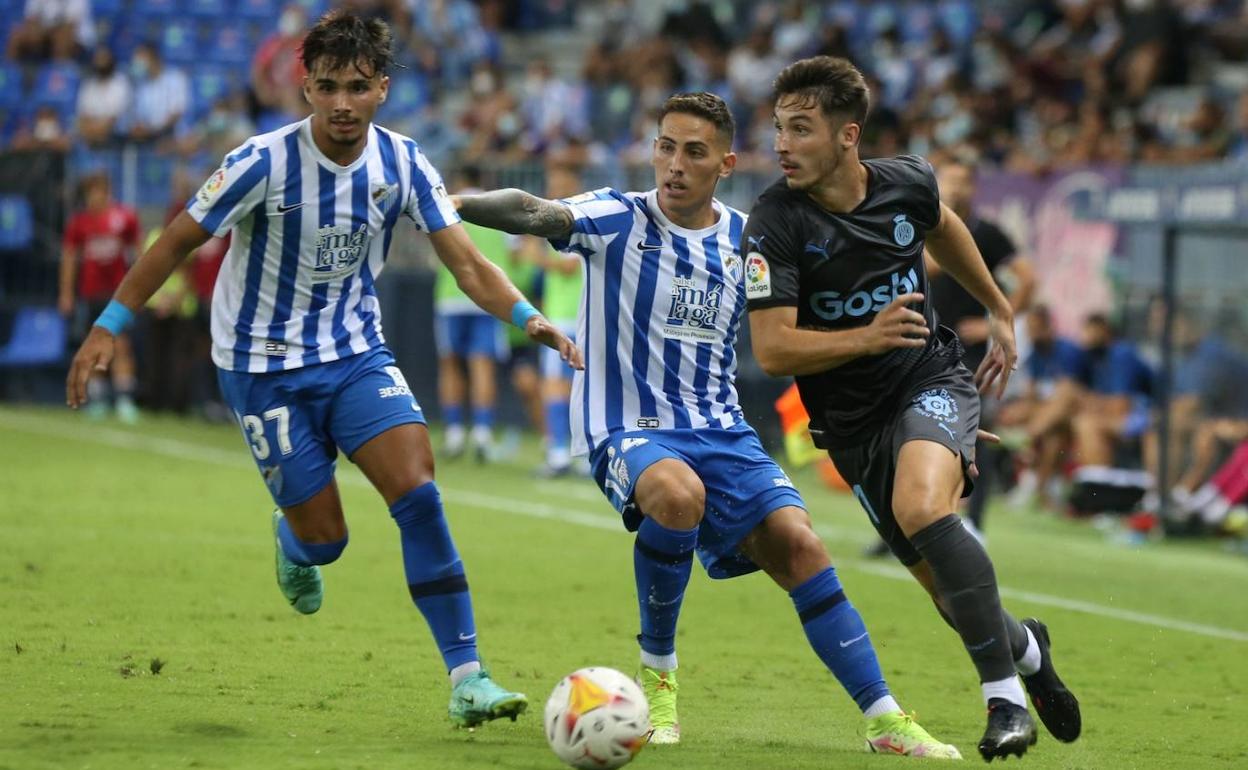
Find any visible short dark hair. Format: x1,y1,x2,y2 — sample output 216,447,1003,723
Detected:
772,56,871,128
301,10,396,79
658,92,735,146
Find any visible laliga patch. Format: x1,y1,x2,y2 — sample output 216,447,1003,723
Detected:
197,168,226,206
745,252,771,299
563,191,600,205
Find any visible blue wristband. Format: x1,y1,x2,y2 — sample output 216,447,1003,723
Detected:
93,299,134,335
511,300,539,329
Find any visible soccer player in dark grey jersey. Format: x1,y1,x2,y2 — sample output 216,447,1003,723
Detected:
744,56,1081,761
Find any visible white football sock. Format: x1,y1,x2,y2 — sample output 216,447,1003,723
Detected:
640,650,677,671
1016,627,1042,676
982,676,1027,708
449,660,481,688
864,695,902,719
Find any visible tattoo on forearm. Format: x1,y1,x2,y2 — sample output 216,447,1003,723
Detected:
456,188,573,239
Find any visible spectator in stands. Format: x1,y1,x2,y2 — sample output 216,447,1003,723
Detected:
176,94,256,161
251,3,309,123
75,47,131,147
518,57,588,156
458,61,522,161
1156,310,1248,504
1000,305,1090,510
1071,312,1154,468
123,43,190,144
925,153,1035,534
10,105,72,153
58,173,140,422
6,0,94,63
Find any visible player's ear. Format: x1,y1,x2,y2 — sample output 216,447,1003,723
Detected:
301,76,311,105
719,151,737,178
841,120,862,149
378,74,389,102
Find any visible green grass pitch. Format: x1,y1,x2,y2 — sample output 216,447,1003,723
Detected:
2,405,1247,769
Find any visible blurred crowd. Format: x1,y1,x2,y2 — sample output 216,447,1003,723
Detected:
4,1,1247,172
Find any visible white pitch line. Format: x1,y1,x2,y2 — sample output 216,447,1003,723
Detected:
5,409,1248,643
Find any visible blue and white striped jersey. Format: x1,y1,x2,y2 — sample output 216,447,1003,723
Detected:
553,188,748,456
187,117,459,372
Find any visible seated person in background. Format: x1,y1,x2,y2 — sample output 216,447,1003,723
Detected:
998,305,1088,509
1159,312,1248,509
1071,313,1153,468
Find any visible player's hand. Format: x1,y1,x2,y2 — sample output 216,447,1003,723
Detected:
862,293,929,355
450,194,463,212
975,313,1018,399
66,326,116,408
525,314,584,371
977,429,1000,444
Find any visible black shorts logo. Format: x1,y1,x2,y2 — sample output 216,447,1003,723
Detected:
912,388,958,423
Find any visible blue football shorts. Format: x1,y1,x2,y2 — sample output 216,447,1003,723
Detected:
217,346,426,508
435,311,505,360
589,421,806,579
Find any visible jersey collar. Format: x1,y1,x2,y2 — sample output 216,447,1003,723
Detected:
643,189,729,237
299,117,374,174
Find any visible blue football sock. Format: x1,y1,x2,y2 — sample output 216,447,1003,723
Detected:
471,406,494,430
390,482,478,672
545,399,571,453
790,567,891,712
443,404,464,429
277,516,347,566
634,517,698,659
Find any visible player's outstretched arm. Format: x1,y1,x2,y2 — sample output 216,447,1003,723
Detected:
452,188,574,240
429,224,583,370
926,202,1017,397
66,212,211,408
749,293,930,377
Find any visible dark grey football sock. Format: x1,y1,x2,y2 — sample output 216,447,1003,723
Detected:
910,514,1015,683
934,601,1030,665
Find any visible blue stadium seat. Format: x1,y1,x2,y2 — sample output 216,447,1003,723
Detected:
937,0,978,46
0,195,34,252
236,0,279,21
899,3,937,45
210,25,254,66
0,63,26,110
0,307,68,368
382,74,428,120
33,63,81,123
186,0,232,20
160,19,203,66
91,0,127,17
132,0,179,21
189,65,238,119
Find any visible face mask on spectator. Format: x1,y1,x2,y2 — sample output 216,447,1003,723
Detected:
34,115,61,142
279,11,303,37
131,58,150,80
471,70,495,96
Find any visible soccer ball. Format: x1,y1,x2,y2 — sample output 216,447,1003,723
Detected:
545,667,651,769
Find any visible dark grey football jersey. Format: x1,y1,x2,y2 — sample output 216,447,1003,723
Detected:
744,155,962,449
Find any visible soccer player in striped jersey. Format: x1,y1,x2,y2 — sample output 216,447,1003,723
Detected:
455,92,960,758
65,11,580,730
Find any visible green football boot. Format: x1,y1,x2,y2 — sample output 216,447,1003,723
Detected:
448,670,528,728
639,665,680,744
866,710,963,759
271,510,323,614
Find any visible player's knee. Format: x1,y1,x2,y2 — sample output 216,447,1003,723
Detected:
782,524,830,584
637,466,705,530
892,486,952,536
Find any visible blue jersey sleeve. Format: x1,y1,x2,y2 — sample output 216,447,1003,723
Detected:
186,141,271,237
548,188,634,256
402,143,460,233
